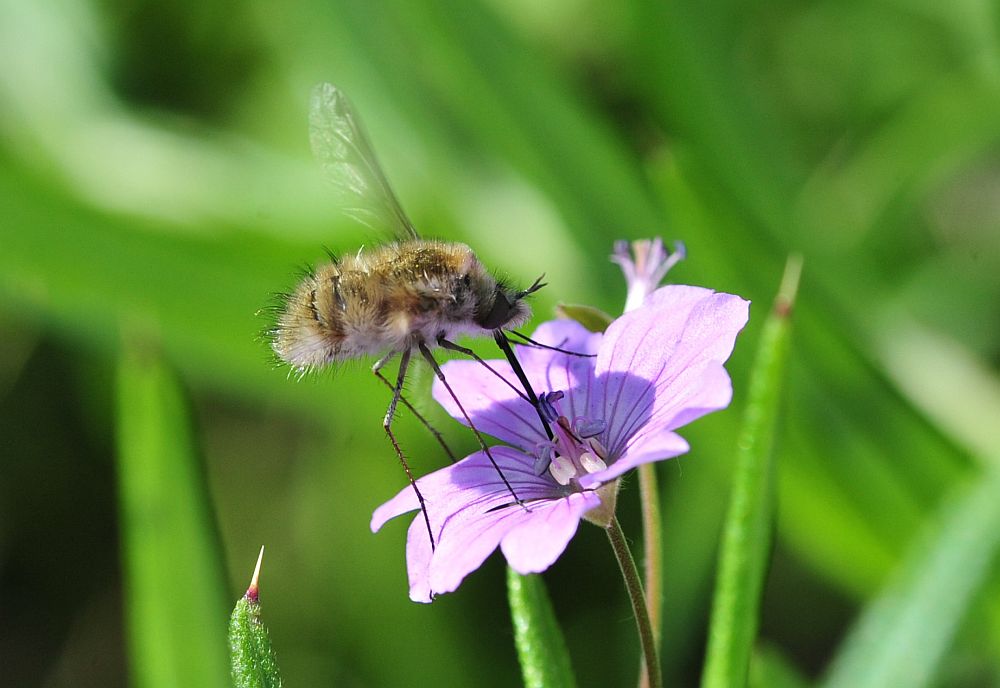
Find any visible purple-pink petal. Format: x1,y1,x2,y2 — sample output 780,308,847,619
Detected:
429,357,542,452
433,320,601,452
578,430,690,489
431,287,748,488
648,361,734,431
595,286,749,457
499,492,599,573
372,446,600,602
426,488,600,598
423,489,524,598
371,480,421,533
371,447,554,533
404,516,434,602
378,282,750,602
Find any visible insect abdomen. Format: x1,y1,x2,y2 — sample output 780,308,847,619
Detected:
271,241,492,371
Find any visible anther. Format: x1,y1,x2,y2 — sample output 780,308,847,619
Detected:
549,455,576,486
579,452,608,474
533,442,556,476
587,436,609,460
538,391,564,424
573,417,606,439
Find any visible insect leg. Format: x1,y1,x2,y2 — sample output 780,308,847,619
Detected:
375,349,437,550
439,335,553,442
417,341,527,510
507,330,597,358
436,337,530,402
373,366,457,463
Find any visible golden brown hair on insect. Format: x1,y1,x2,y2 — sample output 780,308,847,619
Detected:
267,83,557,549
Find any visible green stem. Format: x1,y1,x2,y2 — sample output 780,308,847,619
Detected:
637,462,663,688
608,516,662,688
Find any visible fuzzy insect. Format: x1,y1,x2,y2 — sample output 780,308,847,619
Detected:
268,84,552,548
271,240,539,371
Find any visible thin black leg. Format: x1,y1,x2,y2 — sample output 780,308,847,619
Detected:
373,366,457,463
436,337,529,402
375,349,436,549
508,329,597,357
417,341,526,510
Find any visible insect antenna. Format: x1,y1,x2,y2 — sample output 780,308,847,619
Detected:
375,349,438,550
506,330,597,358
416,342,529,510
516,274,547,298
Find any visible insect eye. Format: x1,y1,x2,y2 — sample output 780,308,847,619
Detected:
462,274,472,287
477,290,513,330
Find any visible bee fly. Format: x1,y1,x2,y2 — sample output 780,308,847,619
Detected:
268,84,556,548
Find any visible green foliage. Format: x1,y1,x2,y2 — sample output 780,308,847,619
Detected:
554,303,614,333
230,550,283,688
507,569,577,688
230,596,283,688
116,342,229,687
702,257,800,688
822,469,1000,688
748,646,810,688
2,0,999,684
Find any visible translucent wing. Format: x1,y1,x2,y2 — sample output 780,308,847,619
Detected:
309,83,419,240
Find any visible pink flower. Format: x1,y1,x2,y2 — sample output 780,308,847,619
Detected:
372,285,749,602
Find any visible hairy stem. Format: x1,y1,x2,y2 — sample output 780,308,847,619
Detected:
637,463,663,688
607,516,662,688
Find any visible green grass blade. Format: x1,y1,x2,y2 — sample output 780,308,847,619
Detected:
821,468,1000,688
230,547,283,688
116,341,229,687
749,645,810,688
701,256,802,688
821,318,1000,687
507,568,577,688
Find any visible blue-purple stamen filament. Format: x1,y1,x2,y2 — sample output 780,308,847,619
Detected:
538,390,564,425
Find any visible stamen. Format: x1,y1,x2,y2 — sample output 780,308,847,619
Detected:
587,436,609,461
579,452,608,474
549,455,576,486
534,442,556,476
535,394,615,486
573,417,606,439
539,391,564,424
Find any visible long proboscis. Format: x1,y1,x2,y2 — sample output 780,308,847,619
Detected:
493,330,554,441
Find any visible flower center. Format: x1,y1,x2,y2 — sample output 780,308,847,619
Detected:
534,392,609,487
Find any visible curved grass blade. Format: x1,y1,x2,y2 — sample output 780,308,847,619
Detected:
116,340,229,687
507,568,577,688
230,547,283,688
821,468,1000,688
822,319,1000,687
701,256,802,688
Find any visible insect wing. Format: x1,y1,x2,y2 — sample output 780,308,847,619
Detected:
309,83,419,240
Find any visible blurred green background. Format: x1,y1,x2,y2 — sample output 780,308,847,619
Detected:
2,0,999,686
